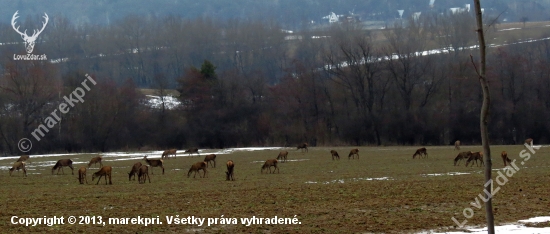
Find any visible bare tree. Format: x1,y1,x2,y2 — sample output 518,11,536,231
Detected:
472,0,495,232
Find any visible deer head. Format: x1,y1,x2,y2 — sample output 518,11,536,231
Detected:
11,11,49,53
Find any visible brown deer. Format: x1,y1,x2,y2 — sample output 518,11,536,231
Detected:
184,148,200,156
261,159,279,174
142,156,164,175
128,162,142,181
348,149,359,160
92,166,112,185
204,154,217,168
501,151,512,167
454,140,461,150
226,160,235,181
9,161,27,177
138,165,151,184
87,156,103,169
277,151,288,163
161,149,177,159
52,159,74,175
412,148,428,159
297,143,308,152
330,150,340,160
16,155,30,163
466,152,484,167
188,161,207,178
78,166,88,184
453,151,472,166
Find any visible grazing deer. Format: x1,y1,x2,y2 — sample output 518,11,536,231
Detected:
525,138,533,147
453,151,472,166
330,150,340,160
348,148,359,160
501,151,512,167
161,149,177,159
138,165,151,184
9,161,27,177
261,159,279,174
142,156,164,175
188,161,207,178
78,166,88,184
412,148,428,159
466,152,484,167
184,148,200,156
92,166,112,185
454,140,461,150
204,154,217,168
277,151,288,163
128,162,142,181
88,156,103,169
16,155,30,163
226,160,235,181
297,143,308,153
52,159,74,175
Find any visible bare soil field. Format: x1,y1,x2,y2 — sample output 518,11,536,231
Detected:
1,145,549,233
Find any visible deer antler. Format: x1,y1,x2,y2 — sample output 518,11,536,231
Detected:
31,13,49,38
11,11,26,37
11,11,49,39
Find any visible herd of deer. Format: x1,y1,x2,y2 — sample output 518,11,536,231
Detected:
7,139,534,181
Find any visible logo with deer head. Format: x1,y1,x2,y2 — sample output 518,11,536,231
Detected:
11,11,49,54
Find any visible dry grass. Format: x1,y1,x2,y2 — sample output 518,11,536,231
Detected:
1,145,549,233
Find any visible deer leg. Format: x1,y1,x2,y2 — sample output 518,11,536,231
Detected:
162,166,164,175
70,165,74,175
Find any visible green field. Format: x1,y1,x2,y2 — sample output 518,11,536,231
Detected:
1,145,549,233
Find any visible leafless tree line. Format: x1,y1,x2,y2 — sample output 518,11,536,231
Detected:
1,13,549,154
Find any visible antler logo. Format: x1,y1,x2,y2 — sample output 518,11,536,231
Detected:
11,11,49,54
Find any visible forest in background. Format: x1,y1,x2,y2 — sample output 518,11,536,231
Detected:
1,7,550,155
0,0,548,29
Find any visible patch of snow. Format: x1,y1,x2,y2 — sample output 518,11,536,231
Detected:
422,172,470,177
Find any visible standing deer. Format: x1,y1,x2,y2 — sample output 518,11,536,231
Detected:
348,149,359,160
453,151,472,166
162,149,177,159
184,148,200,156
16,155,30,163
261,159,279,174
11,11,49,53
9,161,27,177
330,150,340,160
412,148,428,159
52,159,74,175
142,156,164,175
188,161,207,178
454,140,461,150
277,151,288,163
297,143,308,153
204,154,217,168
128,162,142,181
501,151,512,167
466,152,484,167
78,166,88,184
226,160,235,181
138,165,151,184
92,166,112,185
88,156,103,169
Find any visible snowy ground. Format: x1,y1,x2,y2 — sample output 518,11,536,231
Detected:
422,216,550,233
